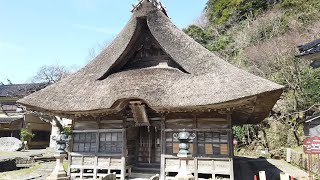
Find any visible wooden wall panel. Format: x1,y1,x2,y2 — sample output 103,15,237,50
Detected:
74,121,98,130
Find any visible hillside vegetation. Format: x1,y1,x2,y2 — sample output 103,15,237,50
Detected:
184,0,320,151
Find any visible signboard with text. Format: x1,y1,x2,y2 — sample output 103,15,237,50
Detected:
303,136,320,154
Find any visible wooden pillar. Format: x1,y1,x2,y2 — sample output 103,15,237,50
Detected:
160,115,166,180
121,116,127,180
80,156,84,179
318,154,320,177
68,117,76,176
227,112,234,180
193,115,198,180
94,117,100,179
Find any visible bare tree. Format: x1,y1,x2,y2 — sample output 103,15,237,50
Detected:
32,65,70,84
193,11,210,29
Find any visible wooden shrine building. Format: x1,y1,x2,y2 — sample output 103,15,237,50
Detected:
18,0,283,179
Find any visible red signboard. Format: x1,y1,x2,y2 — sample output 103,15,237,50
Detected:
303,136,320,154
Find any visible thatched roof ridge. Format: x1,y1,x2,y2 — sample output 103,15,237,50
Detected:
18,1,283,124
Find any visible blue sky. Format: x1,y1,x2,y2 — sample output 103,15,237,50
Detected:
0,0,207,84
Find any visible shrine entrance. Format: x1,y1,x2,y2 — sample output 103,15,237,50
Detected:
133,126,161,174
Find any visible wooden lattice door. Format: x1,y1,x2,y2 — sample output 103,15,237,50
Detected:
137,126,161,163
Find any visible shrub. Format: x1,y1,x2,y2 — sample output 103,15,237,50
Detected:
20,128,34,142
63,126,72,136
206,35,233,52
233,126,245,142
183,25,212,45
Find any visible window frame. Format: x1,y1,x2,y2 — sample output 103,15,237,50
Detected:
72,129,123,155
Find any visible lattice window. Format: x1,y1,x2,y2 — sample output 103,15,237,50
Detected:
73,133,97,153
197,132,229,156
99,132,122,153
72,132,122,154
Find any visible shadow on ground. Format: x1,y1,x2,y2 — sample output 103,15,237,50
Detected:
234,156,298,180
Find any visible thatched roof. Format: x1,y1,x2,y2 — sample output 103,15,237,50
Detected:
0,83,47,98
18,0,283,124
0,116,23,124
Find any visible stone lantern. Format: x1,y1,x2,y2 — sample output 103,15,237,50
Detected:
54,132,70,153
46,132,70,180
173,129,196,180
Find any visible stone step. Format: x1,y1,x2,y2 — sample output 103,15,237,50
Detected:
135,163,160,169
132,167,160,174
129,172,158,179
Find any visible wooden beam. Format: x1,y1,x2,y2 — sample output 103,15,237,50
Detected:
164,128,232,132
69,152,122,157
72,129,122,133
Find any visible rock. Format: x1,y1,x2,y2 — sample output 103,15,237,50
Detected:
0,159,17,172
101,173,116,180
0,137,22,151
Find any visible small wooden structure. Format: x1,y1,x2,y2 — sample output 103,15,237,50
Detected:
0,83,50,149
18,0,283,179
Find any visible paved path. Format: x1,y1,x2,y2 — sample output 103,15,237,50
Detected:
234,156,309,180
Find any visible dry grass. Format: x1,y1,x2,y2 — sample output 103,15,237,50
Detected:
0,163,42,180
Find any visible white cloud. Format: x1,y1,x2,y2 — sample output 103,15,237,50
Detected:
73,24,119,35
